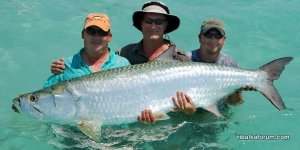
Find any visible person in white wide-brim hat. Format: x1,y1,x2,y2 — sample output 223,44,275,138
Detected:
118,1,197,123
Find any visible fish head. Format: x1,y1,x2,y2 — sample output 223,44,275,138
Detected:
12,86,77,122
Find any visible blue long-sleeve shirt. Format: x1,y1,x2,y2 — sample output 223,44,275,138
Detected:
44,48,130,88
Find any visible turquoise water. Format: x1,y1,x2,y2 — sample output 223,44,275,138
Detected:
1,0,300,149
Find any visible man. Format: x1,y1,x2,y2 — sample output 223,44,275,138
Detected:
137,18,256,122
49,1,197,123
187,18,255,104
44,13,130,87
119,1,197,123
118,1,191,64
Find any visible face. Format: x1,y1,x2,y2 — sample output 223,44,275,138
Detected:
82,26,112,53
141,13,167,41
199,29,226,55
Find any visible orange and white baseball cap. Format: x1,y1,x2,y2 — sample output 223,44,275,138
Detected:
83,13,110,32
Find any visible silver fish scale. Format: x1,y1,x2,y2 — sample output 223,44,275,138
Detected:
62,61,266,125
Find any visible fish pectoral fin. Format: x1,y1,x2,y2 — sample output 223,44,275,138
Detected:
76,120,102,142
153,112,170,121
204,105,223,118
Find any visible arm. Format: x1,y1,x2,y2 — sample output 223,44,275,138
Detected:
43,73,64,88
137,91,196,123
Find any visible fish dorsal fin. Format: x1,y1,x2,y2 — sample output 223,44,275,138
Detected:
204,104,223,118
76,120,102,142
155,45,179,62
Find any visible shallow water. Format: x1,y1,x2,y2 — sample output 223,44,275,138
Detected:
1,0,300,149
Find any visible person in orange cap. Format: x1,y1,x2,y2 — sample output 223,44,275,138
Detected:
48,1,197,122
44,13,130,87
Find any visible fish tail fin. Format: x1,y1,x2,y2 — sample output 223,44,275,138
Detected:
258,57,293,110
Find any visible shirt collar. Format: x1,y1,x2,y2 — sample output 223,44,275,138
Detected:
191,49,221,63
78,47,116,71
134,39,175,56
101,47,116,70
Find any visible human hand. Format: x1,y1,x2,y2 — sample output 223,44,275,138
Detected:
226,91,243,105
51,57,65,75
172,91,196,115
137,109,155,123
226,85,256,105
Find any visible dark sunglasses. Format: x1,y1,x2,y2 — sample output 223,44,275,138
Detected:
85,27,109,36
143,18,166,25
203,32,224,39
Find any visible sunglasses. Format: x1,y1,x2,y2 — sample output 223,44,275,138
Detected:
85,27,109,36
143,18,166,25
203,32,224,39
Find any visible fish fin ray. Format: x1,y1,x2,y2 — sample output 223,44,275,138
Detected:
204,104,223,117
258,57,293,110
153,112,170,121
259,57,293,80
76,120,101,142
258,85,286,110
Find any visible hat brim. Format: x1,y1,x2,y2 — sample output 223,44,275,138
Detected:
202,25,225,36
132,11,180,34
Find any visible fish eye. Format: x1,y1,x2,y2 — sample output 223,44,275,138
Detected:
29,94,38,102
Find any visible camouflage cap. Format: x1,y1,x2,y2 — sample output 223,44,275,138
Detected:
200,18,225,36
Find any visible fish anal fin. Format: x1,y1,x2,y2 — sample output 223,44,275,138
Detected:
204,105,223,118
153,112,170,121
76,120,102,142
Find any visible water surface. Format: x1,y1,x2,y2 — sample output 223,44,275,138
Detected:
1,0,300,149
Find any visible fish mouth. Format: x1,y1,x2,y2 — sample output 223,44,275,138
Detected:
12,104,20,113
12,97,20,113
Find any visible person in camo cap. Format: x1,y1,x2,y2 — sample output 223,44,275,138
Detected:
187,18,256,105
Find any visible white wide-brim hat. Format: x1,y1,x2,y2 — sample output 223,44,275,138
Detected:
132,1,180,34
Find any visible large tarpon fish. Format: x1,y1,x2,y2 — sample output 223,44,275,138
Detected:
12,57,293,141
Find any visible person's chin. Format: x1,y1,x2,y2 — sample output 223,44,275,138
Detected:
149,35,161,40
89,46,102,52
205,47,219,54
